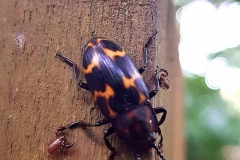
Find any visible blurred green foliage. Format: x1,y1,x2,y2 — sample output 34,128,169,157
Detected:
185,44,240,159
185,75,240,160
186,77,224,160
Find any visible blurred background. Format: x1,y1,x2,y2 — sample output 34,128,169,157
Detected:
174,0,240,159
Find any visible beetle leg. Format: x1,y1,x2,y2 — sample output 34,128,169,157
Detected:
154,107,167,160
104,127,116,160
138,30,158,74
56,52,89,90
148,71,159,99
154,106,167,126
157,127,164,151
64,142,74,149
55,118,110,136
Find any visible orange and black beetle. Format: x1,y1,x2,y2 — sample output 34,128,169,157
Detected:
49,30,169,160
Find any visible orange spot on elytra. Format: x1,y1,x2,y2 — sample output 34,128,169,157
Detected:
122,76,135,89
122,76,146,103
94,84,117,117
96,38,102,44
102,48,126,60
93,84,114,100
83,53,100,74
86,42,94,48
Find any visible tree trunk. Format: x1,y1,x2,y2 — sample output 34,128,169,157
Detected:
0,0,183,160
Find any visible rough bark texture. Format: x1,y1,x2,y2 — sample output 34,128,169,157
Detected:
0,0,183,160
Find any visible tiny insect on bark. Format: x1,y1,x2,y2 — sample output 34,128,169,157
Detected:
49,30,169,160
48,135,73,154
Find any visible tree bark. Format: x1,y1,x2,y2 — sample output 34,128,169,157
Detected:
0,0,183,160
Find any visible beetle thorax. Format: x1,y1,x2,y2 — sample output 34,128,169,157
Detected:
111,100,158,149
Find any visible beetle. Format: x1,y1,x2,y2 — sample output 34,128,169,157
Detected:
49,30,169,160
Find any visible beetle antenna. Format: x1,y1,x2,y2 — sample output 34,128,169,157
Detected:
152,143,166,160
